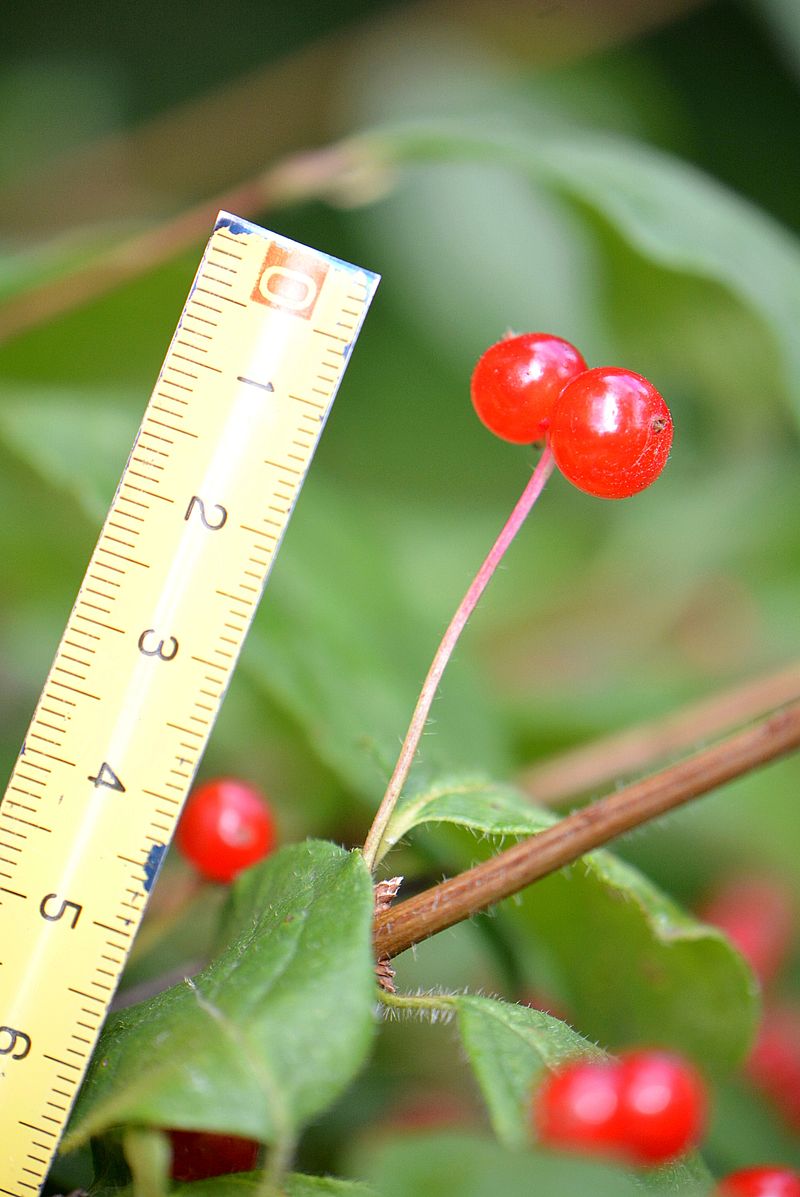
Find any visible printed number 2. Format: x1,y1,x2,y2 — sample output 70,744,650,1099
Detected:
185,496,227,530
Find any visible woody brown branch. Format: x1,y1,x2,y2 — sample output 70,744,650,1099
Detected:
373,700,800,961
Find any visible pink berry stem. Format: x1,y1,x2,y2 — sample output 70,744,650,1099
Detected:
362,445,555,871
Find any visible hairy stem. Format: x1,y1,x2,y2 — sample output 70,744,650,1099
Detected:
373,700,800,959
362,448,555,871
378,990,457,1015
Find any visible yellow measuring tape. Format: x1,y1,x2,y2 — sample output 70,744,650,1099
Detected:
0,213,378,1190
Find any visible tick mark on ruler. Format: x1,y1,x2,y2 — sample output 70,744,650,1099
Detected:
196,286,246,308
289,392,324,410
161,376,194,391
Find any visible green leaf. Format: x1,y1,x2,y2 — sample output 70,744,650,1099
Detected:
92,1172,377,1197
166,1175,376,1197
383,777,758,1070
455,995,603,1148
63,842,375,1150
379,776,545,858
353,1131,647,1197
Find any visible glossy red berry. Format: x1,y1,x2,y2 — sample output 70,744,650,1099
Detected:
699,876,794,987
470,332,587,444
177,778,277,884
169,1129,260,1180
534,1050,706,1167
535,1059,624,1156
715,1167,800,1196
615,1051,707,1166
549,367,673,499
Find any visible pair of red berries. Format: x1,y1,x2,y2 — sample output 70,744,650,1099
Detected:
470,332,673,499
535,1052,800,1193
534,1049,706,1167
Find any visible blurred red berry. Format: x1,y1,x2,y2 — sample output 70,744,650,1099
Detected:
699,876,794,987
534,1050,706,1167
715,1166,800,1196
615,1051,707,1167
470,332,587,444
747,1003,800,1132
177,778,277,883
169,1129,260,1180
535,1059,624,1156
548,367,673,499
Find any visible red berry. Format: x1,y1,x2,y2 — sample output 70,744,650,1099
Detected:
177,778,277,883
615,1051,707,1166
534,1050,706,1167
534,1059,624,1156
549,367,673,499
169,1129,260,1181
470,333,587,444
747,1003,800,1131
699,877,794,987
715,1167,800,1197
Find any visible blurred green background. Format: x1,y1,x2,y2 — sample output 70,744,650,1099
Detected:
2,0,800,1186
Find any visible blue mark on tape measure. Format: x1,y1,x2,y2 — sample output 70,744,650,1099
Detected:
143,842,167,893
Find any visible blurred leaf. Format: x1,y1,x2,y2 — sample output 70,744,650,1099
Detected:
752,0,800,78
281,1176,377,1197
168,1175,376,1197
63,842,375,1150
357,117,800,418
382,776,758,1070
352,1130,689,1197
96,1173,377,1197
706,1078,800,1173
0,388,137,519
243,485,510,804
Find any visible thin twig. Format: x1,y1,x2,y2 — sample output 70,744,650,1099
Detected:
362,448,555,871
0,143,378,345
373,700,800,960
521,660,800,806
